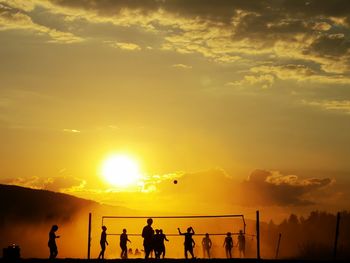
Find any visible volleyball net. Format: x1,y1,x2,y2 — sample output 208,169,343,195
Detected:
99,214,253,258
102,214,246,236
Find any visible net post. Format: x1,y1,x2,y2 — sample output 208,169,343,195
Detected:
256,210,260,260
242,215,247,234
87,212,92,259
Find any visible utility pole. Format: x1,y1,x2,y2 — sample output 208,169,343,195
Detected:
333,212,341,260
275,233,282,259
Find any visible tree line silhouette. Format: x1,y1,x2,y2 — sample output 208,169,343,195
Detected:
263,211,350,259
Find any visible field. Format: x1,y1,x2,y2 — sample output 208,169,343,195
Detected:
0,259,347,263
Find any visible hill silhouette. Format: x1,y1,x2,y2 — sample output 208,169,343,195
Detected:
0,184,98,226
0,184,136,258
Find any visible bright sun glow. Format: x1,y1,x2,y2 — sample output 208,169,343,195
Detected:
101,155,141,187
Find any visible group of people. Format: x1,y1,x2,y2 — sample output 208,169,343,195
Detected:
99,218,246,260
47,219,246,260
98,218,170,260
223,230,246,259
142,218,169,259
141,218,198,259
98,226,133,259
201,231,245,259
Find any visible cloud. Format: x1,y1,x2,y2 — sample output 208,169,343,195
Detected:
306,33,350,61
302,99,350,114
312,22,332,31
47,0,350,25
0,2,83,43
0,0,38,12
239,170,334,206
226,74,274,89
2,0,350,80
63,128,81,133
172,63,192,69
0,176,86,192
105,40,141,51
251,64,350,85
153,168,335,207
0,168,338,212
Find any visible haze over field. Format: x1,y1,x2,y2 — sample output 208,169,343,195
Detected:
0,184,253,259
1,1,350,257
2,185,349,259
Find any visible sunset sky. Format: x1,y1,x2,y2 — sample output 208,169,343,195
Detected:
1,0,350,221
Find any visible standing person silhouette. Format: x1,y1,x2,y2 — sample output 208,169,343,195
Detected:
98,226,108,259
142,218,154,259
48,225,60,259
178,227,195,259
153,229,161,259
120,229,131,259
237,230,246,258
223,232,233,259
159,229,169,259
202,233,212,258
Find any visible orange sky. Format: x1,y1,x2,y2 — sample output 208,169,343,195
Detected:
1,0,350,220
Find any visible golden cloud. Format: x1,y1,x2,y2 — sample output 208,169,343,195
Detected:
1,0,350,83
227,74,275,89
0,175,87,192
63,129,81,133
0,3,83,43
251,65,350,84
302,99,350,114
241,170,335,206
105,40,141,51
172,63,192,69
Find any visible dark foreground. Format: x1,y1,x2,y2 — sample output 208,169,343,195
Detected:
0,259,348,263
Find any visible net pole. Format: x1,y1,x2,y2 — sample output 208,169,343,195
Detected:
242,215,247,234
87,212,92,259
256,210,260,260
333,212,341,260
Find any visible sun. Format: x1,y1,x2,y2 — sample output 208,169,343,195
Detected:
101,155,142,187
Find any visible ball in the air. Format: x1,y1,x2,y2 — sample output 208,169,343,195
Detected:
173,180,178,184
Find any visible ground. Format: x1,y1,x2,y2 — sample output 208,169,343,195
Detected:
0,259,347,263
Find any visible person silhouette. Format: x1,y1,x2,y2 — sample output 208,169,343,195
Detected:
120,228,131,259
223,232,233,259
159,229,169,259
142,218,154,259
153,229,161,259
128,248,133,258
202,233,212,258
178,227,195,259
237,230,246,258
48,225,60,259
98,226,108,259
